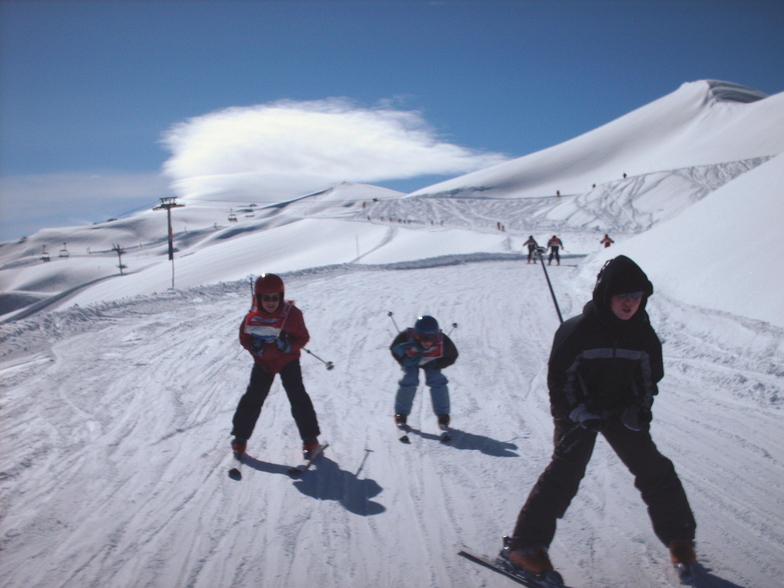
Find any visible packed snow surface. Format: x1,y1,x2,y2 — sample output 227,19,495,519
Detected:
1,80,783,587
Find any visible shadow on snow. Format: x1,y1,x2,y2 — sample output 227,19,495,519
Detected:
404,427,519,457
242,454,386,516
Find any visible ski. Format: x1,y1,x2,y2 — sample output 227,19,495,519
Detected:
439,424,452,443
288,442,328,477
458,548,568,588
673,562,705,586
228,450,244,481
397,423,411,443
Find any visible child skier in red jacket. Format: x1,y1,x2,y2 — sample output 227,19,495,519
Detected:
231,273,321,457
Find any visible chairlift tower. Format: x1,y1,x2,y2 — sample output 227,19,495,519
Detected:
112,243,126,275
153,197,185,288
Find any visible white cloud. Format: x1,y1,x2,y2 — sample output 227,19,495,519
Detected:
160,99,509,201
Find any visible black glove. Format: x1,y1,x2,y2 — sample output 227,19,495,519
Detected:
569,404,605,432
621,405,652,431
250,336,265,355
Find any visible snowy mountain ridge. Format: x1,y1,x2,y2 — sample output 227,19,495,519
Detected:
409,80,784,199
1,79,783,326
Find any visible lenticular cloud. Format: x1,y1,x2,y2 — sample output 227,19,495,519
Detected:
160,99,508,201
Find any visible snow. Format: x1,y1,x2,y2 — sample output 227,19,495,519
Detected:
1,80,783,587
410,80,784,199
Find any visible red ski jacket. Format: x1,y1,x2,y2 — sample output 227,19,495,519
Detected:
239,301,310,374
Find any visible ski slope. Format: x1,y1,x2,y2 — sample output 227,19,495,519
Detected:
1,259,782,588
2,79,784,587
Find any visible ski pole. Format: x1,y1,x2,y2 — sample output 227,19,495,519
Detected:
536,248,564,324
387,311,401,333
446,322,458,336
248,275,255,309
303,347,334,370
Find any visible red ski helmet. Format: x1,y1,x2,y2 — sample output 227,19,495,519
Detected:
254,273,284,296
254,273,284,295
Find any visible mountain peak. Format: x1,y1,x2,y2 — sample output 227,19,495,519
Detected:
704,79,768,103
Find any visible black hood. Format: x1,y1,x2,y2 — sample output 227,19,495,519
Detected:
592,255,654,313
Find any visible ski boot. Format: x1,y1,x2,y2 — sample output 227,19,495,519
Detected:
302,437,320,459
499,536,565,587
437,414,451,442
395,413,408,427
669,539,697,584
231,438,247,454
228,438,247,481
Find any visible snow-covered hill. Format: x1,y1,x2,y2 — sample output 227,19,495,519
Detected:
409,80,784,199
1,79,782,327
1,80,783,587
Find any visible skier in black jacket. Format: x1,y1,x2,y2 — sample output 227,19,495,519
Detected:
505,256,697,579
523,236,540,264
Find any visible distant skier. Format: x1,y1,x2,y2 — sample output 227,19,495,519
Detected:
523,235,540,264
503,256,697,581
546,235,563,266
600,234,615,248
230,273,322,458
390,315,458,429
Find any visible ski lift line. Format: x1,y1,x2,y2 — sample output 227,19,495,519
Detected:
535,248,564,324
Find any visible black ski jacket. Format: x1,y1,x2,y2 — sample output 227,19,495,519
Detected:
547,300,663,419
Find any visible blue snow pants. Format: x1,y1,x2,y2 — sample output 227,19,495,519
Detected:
395,365,450,416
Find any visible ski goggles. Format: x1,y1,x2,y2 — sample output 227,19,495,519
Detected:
614,291,644,300
261,294,280,302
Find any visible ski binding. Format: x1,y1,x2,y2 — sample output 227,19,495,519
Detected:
458,545,567,588
674,562,697,586
288,442,328,477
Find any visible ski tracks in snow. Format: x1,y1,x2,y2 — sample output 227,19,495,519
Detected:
1,260,783,587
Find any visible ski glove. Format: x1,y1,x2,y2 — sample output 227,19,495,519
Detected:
402,351,423,368
569,404,605,432
620,405,652,431
250,336,265,355
392,341,424,367
275,337,292,354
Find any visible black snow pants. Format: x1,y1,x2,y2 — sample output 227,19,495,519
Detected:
511,417,696,550
548,246,560,264
231,360,320,441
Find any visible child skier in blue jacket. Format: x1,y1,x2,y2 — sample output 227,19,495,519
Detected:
390,315,458,428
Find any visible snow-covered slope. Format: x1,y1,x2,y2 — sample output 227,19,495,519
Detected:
2,80,783,328
587,152,784,327
1,259,782,588
1,80,784,587
410,80,784,199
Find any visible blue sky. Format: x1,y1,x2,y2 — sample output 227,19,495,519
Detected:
1,0,783,241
